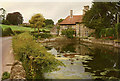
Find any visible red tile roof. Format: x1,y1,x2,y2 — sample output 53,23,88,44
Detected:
59,15,83,25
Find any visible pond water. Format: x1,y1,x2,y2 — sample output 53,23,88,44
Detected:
43,38,120,80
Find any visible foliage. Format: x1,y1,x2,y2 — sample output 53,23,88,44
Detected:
2,27,14,36
56,26,60,35
12,32,64,79
61,28,75,38
57,18,64,24
83,2,120,38
100,28,116,40
2,72,10,80
45,19,54,26
0,8,6,20
46,24,54,28
32,33,52,39
20,23,31,27
6,12,23,25
29,14,45,34
115,23,120,38
1,24,50,33
2,20,10,25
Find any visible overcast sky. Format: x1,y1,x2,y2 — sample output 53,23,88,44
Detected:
0,0,93,24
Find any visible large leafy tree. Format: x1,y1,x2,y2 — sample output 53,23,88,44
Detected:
6,12,23,25
29,14,45,34
45,19,54,26
83,2,120,38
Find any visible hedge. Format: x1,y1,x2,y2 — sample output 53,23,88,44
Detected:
12,32,64,79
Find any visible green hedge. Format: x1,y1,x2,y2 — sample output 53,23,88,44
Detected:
12,32,64,79
32,33,52,39
61,28,75,38
2,27,14,36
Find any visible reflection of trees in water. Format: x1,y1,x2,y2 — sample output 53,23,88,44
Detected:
44,39,120,79
84,46,120,79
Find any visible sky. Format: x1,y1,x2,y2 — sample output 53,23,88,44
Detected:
0,0,93,24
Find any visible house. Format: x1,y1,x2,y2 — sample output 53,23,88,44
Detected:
59,6,94,37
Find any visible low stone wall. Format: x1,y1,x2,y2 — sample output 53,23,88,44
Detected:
10,60,26,80
81,38,120,48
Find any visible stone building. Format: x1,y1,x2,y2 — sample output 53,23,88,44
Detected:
59,6,94,37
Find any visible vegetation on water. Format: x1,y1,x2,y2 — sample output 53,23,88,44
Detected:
2,72,10,80
12,32,64,79
61,28,75,38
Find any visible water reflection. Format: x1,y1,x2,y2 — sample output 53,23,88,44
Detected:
43,38,120,80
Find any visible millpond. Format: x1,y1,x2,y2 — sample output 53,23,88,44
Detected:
42,38,120,80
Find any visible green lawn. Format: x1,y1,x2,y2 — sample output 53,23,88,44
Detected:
1,24,50,32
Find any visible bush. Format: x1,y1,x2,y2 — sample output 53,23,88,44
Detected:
2,20,10,25
2,27,14,36
12,32,64,79
61,28,75,38
42,29,50,33
46,25,54,28
2,72,10,80
100,28,116,40
32,33,52,39
115,23,120,38
0,27,3,37
20,23,31,27
13,30,25,34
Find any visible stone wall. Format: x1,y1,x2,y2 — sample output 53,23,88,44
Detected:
10,60,26,80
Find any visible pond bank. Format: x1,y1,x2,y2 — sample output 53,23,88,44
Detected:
80,38,120,48
39,36,120,48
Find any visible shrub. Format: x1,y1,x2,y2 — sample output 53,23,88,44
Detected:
20,23,31,27
13,30,25,34
0,27,3,37
115,23,120,39
32,33,52,39
46,24,54,28
2,27,14,36
2,20,10,25
12,32,64,79
42,29,50,33
2,72,10,80
61,28,75,38
100,28,116,40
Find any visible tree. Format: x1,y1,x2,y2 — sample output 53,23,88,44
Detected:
83,2,120,38
29,14,45,34
6,12,23,25
45,19,54,26
0,8,6,21
57,18,64,24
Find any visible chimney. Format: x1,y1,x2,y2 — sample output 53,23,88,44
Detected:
70,10,73,18
83,5,89,15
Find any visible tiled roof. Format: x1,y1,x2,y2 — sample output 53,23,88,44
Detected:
59,15,83,25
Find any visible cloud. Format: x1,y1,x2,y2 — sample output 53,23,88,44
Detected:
0,2,92,24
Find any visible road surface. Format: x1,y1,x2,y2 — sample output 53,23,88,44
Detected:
0,37,14,78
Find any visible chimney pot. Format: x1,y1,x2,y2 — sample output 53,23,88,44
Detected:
70,10,73,18
83,5,89,15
